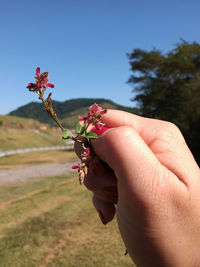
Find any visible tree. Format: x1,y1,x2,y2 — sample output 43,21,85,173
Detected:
127,40,200,166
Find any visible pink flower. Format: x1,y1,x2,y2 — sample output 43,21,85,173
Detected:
79,116,86,121
89,103,107,116
27,83,36,91
72,164,81,170
47,83,54,88
81,156,87,162
94,122,104,130
85,147,90,154
91,126,109,136
86,103,107,130
27,67,54,92
36,67,40,74
89,103,101,114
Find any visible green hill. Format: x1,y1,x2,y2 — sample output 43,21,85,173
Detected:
8,98,140,128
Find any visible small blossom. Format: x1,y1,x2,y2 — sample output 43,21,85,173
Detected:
36,67,40,74
89,103,107,116
100,109,107,115
94,122,105,130
91,126,108,136
27,67,54,92
72,164,80,169
27,83,36,91
81,156,87,162
47,83,55,88
89,103,101,114
85,147,90,155
79,116,86,121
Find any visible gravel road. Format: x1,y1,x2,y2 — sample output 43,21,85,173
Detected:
0,145,73,158
0,162,76,184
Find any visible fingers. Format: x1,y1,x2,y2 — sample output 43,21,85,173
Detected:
93,195,116,225
101,109,185,146
74,139,118,224
85,158,118,204
92,126,179,201
100,110,200,185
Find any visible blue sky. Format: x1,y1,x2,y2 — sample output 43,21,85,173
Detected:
0,0,200,114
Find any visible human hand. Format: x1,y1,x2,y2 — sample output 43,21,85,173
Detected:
75,109,200,267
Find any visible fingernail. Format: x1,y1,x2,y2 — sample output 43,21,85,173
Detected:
98,210,107,225
90,161,105,176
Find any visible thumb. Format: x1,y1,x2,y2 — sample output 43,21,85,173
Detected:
92,126,169,201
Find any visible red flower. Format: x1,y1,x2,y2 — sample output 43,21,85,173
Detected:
87,104,107,130
89,103,107,116
72,164,81,170
79,116,86,121
47,83,54,88
27,67,55,92
85,147,90,155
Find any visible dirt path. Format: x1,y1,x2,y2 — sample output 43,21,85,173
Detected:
0,162,76,184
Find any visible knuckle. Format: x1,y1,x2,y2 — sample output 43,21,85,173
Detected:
103,126,134,145
158,121,185,144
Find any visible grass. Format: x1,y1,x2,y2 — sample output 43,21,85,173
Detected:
0,150,78,169
0,115,47,129
0,115,65,150
0,128,64,150
0,174,133,266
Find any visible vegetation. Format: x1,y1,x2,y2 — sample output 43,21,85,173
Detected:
0,128,63,150
0,115,48,129
0,174,133,266
8,98,139,128
0,150,77,169
128,40,200,165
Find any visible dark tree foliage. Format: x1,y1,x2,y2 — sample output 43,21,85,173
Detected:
128,40,200,166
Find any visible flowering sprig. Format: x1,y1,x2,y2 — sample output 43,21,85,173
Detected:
72,147,91,184
27,67,64,131
68,105,107,184
27,67,107,184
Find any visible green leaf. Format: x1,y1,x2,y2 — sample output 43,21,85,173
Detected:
80,131,86,137
62,129,70,140
76,122,85,135
85,132,98,139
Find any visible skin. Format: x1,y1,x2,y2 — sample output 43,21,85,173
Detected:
75,110,200,267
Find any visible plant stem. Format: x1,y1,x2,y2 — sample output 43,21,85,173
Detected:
39,90,64,132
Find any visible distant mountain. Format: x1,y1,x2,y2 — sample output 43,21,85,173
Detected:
9,98,140,128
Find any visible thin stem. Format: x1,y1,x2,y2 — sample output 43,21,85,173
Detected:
38,90,64,132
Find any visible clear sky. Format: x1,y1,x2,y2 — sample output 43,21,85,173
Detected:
0,0,200,114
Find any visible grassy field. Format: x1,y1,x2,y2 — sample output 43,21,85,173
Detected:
0,114,66,150
0,128,64,150
0,173,133,266
0,115,47,129
0,150,77,169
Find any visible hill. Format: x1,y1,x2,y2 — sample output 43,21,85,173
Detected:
9,98,140,128
0,115,64,150
0,115,48,129
0,127,63,150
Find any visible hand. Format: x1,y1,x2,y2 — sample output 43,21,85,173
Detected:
76,109,200,267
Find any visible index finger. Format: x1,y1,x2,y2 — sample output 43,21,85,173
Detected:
100,109,199,185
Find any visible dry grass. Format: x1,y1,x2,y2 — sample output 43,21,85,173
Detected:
0,150,77,169
0,128,64,150
0,115,47,129
0,174,134,266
